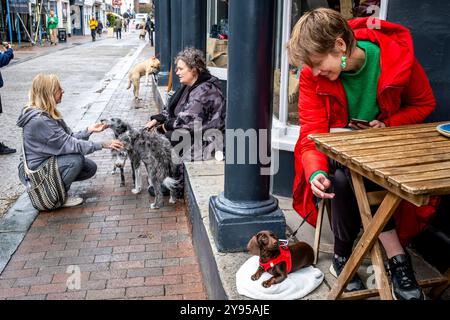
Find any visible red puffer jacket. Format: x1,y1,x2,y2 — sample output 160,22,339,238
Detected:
292,17,439,246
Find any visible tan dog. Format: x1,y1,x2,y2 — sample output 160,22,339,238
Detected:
139,29,146,40
127,56,161,99
247,230,314,288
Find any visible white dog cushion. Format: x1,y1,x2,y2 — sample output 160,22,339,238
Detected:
236,255,324,300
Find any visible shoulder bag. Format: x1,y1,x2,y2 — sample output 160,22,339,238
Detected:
21,132,67,211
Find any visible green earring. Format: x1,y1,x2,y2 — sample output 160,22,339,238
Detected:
340,55,347,70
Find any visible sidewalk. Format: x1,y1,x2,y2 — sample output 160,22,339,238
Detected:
10,33,109,66
0,43,207,300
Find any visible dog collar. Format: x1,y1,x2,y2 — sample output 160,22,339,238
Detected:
259,246,292,273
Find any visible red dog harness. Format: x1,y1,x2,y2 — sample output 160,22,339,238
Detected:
259,246,292,273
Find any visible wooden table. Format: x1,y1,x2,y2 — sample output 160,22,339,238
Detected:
309,122,450,300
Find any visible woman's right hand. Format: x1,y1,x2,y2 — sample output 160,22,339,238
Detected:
310,173,335,199
102,139,124,151
146,119,158,129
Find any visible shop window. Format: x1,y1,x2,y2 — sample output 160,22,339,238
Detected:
273,0,384,150
206,0,228,70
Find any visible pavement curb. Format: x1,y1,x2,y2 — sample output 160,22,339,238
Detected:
0,193,38,273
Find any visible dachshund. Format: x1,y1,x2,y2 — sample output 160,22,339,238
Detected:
247,230,314,288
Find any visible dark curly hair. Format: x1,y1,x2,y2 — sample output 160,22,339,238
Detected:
175,47,209,75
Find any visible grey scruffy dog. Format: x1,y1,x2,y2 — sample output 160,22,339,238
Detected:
118,126,181,209
101,118,132,187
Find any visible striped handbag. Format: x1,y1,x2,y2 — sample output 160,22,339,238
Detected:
21,136,67,211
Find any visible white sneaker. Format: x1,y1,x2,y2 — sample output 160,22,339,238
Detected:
62,196,84,208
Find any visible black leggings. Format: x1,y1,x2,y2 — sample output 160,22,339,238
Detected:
328,160,396,258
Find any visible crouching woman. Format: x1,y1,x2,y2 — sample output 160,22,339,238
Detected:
17,73,123,208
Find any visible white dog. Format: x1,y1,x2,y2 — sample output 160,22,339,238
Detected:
127,56,161,99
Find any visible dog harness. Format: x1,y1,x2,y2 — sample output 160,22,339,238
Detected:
259,246,292,273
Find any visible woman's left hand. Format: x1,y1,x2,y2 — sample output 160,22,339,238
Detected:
88,123,108,133
349,119,386,130
369,120,386,129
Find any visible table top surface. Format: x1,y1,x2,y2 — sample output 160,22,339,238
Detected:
308,122,450,205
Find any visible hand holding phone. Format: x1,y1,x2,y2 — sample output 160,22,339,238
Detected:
350,118,371,126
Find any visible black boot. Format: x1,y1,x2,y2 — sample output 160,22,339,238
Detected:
329,254,366,292
388,253,424,300
0,142,16,155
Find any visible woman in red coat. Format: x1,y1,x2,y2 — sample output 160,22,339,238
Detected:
287,8,437,300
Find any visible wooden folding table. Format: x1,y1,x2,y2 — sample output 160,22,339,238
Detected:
309,122,450,300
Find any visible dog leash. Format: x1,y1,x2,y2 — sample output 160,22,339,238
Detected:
278,210,313,246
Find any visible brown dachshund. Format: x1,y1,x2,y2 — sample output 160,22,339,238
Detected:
247,230,314,288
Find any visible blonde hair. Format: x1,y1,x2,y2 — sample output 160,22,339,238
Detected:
26,74,63,120
287,8,356,67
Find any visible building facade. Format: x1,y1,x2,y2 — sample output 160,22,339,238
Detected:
0,0,113,40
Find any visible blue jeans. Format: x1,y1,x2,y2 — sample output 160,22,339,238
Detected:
19,154,97,192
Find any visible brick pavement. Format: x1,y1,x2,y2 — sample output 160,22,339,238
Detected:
0,46,207,300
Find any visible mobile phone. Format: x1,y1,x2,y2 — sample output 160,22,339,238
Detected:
350,118,371,126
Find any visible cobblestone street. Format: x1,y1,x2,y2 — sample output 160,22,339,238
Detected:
0,33,207,299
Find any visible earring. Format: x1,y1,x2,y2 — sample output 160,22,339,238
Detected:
340,55,347,70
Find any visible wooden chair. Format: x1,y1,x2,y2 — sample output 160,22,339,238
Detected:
313,191,388,264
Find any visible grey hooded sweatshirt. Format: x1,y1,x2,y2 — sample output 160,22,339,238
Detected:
17,108,102,170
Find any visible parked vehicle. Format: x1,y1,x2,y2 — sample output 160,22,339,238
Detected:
132,13,148,29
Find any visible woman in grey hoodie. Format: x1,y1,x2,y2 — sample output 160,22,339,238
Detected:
17,74,123,208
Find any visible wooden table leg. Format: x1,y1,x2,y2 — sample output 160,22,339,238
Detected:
428,268,450,300
327,191,402,299
351,172,393,300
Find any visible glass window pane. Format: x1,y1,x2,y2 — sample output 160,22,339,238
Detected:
273,0,284,121
206,0,229,69
286,0,381,126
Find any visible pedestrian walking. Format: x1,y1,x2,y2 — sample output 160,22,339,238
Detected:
114,18,122,40
0,41,15,155
97,20,103,38
17,74,123,208
124,18,129,32
47,10,58,46
89,17,98,41
145,16,154,46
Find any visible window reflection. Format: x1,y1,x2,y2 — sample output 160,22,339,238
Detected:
206,0,229,69
281,0,381,127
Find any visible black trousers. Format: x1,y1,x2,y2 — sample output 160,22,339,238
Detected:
328,160,396,258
